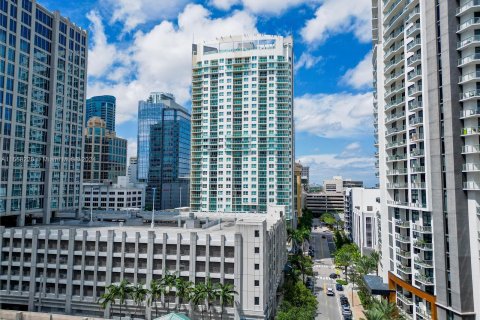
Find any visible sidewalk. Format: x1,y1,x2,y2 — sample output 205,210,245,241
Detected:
345,285,365,320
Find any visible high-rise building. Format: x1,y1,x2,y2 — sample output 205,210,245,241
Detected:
301,165,309,187
0,0,87,227
191,35,294,217
83,117,127,184
146,106,191,210
373,1,480,318
127,156,138,183
137,92,184,182
85,95,116,132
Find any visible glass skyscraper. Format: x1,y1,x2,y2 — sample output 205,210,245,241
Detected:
0,0,87,227
191,35,294,217
85,95,116,132
137,92,185,182
146,107,190,210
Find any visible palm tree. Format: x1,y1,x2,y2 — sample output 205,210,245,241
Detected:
191,282,208,319
362,299,405,320
163,271,177,313
215,282,237,320
148,278,164,318
130,282,148,319
289,254,314,284
98,283,120,317
369,251,381,276
204,279,217,319
117,279,132,319
355,255,375,276
287,228,310,252
175,278,194,312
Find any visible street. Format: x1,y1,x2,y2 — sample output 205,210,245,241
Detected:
309,222,344,320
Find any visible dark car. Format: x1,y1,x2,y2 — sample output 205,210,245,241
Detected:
329,273,338,279
336,283,344,291
343,315,352,320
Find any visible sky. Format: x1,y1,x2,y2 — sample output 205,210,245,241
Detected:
41,0,376,186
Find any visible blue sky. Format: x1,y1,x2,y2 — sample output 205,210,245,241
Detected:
41,0,376,186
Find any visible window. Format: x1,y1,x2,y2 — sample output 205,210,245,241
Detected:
254,280,259,286
254,263,259,270
254,230,259,237
254,297,259,305
254,247,259,254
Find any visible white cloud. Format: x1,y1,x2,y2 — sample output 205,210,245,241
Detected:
295,52,322,71
210,0,312,14
127,138,137,161
294,92,373,138
340,52,372,89
298,146,376,185
301,0,371,44
87,4,258,125
87,10,119,77
344,142,361,151
109,0,189,32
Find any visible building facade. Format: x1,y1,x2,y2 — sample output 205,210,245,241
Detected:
191,35,294,217
127,157,138,184
137,93,185,182
85,95,116,132
83,176,144,211
146,107,191,210
305,192,344,216
0,206,287,320
344,188,380,256
301,165,309,188
0,0,88,227
373,1,480,319
83,117,127,184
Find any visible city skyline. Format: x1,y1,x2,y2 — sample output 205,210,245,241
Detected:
36,0,376,187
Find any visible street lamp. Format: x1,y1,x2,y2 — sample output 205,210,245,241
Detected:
151,187,156,228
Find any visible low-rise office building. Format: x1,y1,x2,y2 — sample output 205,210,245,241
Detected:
0,206,287,320
83,177,144,211
305,192,344,215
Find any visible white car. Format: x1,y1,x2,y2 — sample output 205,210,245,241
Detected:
326,288,335,296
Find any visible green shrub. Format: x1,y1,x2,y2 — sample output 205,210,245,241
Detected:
336,279,348,285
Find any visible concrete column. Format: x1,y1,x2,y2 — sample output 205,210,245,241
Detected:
221,235,225,284
28,228,38,311
120,231,126,281
19,229,25,294
190,232,197,283
134,232,140,284
104,229,114,319
80,230,87,298
65,228,76,313
55,230,61,298
234,233,243,320
146,231,155,320
206,234,210,280
93,231,100,298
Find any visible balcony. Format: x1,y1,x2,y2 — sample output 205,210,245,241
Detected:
397,263,412,274
408,84,422,97
408,100,422,112
387,183,408,189
407,38,421,52
410,148,424,157
411,182,426,189
388,200,409,207
413,241,433,250
460,108,480,119
461,127,480,136
414,274,434,285
395,233,411,243
462,144,480,154
464,181,480,190
412,223,432,233
406,6,420,23
411,166,425,173
457,35,480,50
456,0,480,17
385,111,406,124
458,53,480,67
407,53,421,67
387,168,408,175
386,126,406,136
385,85,405,99
396,248,411,258
407,69,422,82
395,219,410,228
410,116,423,126
414,257,434,269
406,23,421,37
397,292,413,306
385,97,406,111
459,71,480,84
463,163,480,172
460,89,480,101
416,306,433,320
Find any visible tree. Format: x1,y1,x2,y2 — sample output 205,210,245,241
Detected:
362,299,405,320
148,278,163,318
98,283,120,317
130,282,148,318
116,279,132,319
334,244,360,282
215,282,237,320
191,282,208,319
175,278,194,312
369,251,381,276
204,279,217,319
276,281,318,320
320,213,337,229
355,255,376,276
287,227,310,251
163,271,177,313
289,254,314,284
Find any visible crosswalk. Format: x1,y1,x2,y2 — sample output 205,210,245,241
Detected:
314,264,334,269
316,276,337,281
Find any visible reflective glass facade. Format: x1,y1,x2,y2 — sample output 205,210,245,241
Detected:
0,0,87,226
146,107,190,210
85,95,116,132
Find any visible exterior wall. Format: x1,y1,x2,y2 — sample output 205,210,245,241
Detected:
190,35,294,218
145,108,191,210
374,0,480,319
137,93,186,182
0,0,88,227
305,192,344,215
127,157,138,183
85,95,116,132
0,211,286,320
83,117,127,184
83,181,144,210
